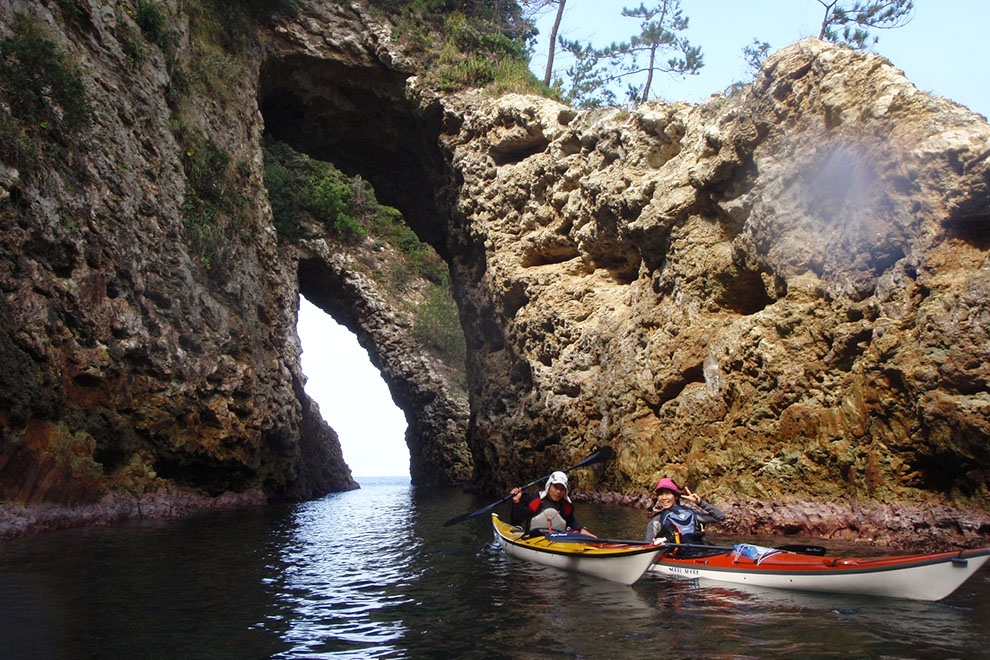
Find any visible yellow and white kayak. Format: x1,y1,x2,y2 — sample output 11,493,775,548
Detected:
491,513,663,585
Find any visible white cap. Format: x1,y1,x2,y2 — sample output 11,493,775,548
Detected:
539,471,571,501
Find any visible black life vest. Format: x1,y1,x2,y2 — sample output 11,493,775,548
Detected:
659,505,703,543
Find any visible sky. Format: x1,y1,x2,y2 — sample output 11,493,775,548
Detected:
297,297,410,477
529,1,989,118
297,1,989,478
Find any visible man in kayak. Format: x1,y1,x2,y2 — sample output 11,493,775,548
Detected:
645,477,726,544
509,471,595,536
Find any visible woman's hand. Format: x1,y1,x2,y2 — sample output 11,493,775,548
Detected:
682,486,702,505
510,487,522,503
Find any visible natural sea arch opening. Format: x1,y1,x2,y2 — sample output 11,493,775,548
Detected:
297,295,410,478
259,52,473,486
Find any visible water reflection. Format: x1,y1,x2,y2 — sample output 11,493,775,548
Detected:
269,479,419,658
0,478,987,660
658,577,986,657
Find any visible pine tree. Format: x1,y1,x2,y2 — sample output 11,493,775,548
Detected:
560,0,701,107
742,39,771,79
542,0,567,87
816,0,914,49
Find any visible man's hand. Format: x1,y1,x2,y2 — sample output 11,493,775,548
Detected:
510,487,522,503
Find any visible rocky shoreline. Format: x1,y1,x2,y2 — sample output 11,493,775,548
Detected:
0,490,271,540
4,485,988,554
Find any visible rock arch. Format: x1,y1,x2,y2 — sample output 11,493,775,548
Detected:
257,51,472,486
258,53,451,256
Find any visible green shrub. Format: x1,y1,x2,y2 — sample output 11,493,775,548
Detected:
263,138,394,244
184,139,232,202
176,127,245,279
413,278,465,364
314,176,363,239
488,57,558,98
262,153,306,241
379,1,542,96
262,139,448,288
135,0,170,51
0,14,90,168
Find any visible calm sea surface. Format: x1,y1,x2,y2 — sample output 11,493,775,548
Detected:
1,477,987,660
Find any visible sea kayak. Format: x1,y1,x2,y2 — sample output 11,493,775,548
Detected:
650,542,990,601
491,514,663,585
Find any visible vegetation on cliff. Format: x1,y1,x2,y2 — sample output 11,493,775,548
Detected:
0,14,90,174
125,0,296,280
262,138,466,367
177,124,252,279
372,0,550,96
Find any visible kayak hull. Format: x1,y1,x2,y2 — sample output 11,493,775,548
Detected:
650,545,990,601
492,514,662,585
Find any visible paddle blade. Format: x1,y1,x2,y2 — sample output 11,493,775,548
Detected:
571,445,615,470
777,544,827,556
442,511,477,527
442,493,511,527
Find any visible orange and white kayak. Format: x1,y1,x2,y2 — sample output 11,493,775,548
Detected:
650,543,990,601
491,514,663,585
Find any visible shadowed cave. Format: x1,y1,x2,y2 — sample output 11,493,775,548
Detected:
258,54,471,486
259,54,451,256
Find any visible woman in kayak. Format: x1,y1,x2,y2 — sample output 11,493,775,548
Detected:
510,471,595,536
645,477,726,544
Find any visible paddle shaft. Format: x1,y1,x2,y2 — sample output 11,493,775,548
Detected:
654,541,827,556
545,534,827,556
442,446,615,527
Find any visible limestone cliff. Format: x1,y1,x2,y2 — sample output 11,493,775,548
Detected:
442,43,990,549
1,0,988,548
0,0,470,537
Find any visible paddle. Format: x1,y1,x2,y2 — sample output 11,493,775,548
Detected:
657,541,829,556
776,544,827,556
442,445,616,527
543,533,828,556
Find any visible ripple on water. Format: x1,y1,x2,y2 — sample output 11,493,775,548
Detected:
264,481,422,657
2,478,987,660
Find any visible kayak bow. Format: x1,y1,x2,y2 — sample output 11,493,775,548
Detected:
492,514,663,585
650,543,990,601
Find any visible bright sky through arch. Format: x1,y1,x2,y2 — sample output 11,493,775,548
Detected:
530,1,989,119
297,296,410,477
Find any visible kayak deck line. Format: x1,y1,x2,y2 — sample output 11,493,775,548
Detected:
511,534,663,557
496,519,664,559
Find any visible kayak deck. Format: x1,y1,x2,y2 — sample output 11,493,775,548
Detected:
491,513,662,585
651,543,990,601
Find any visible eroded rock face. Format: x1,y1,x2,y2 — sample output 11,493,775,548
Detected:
0,0,365,537
1,0,987,547
440,41,990,546
0,0,475,540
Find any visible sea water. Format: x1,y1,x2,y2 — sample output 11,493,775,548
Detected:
1,477,987,659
